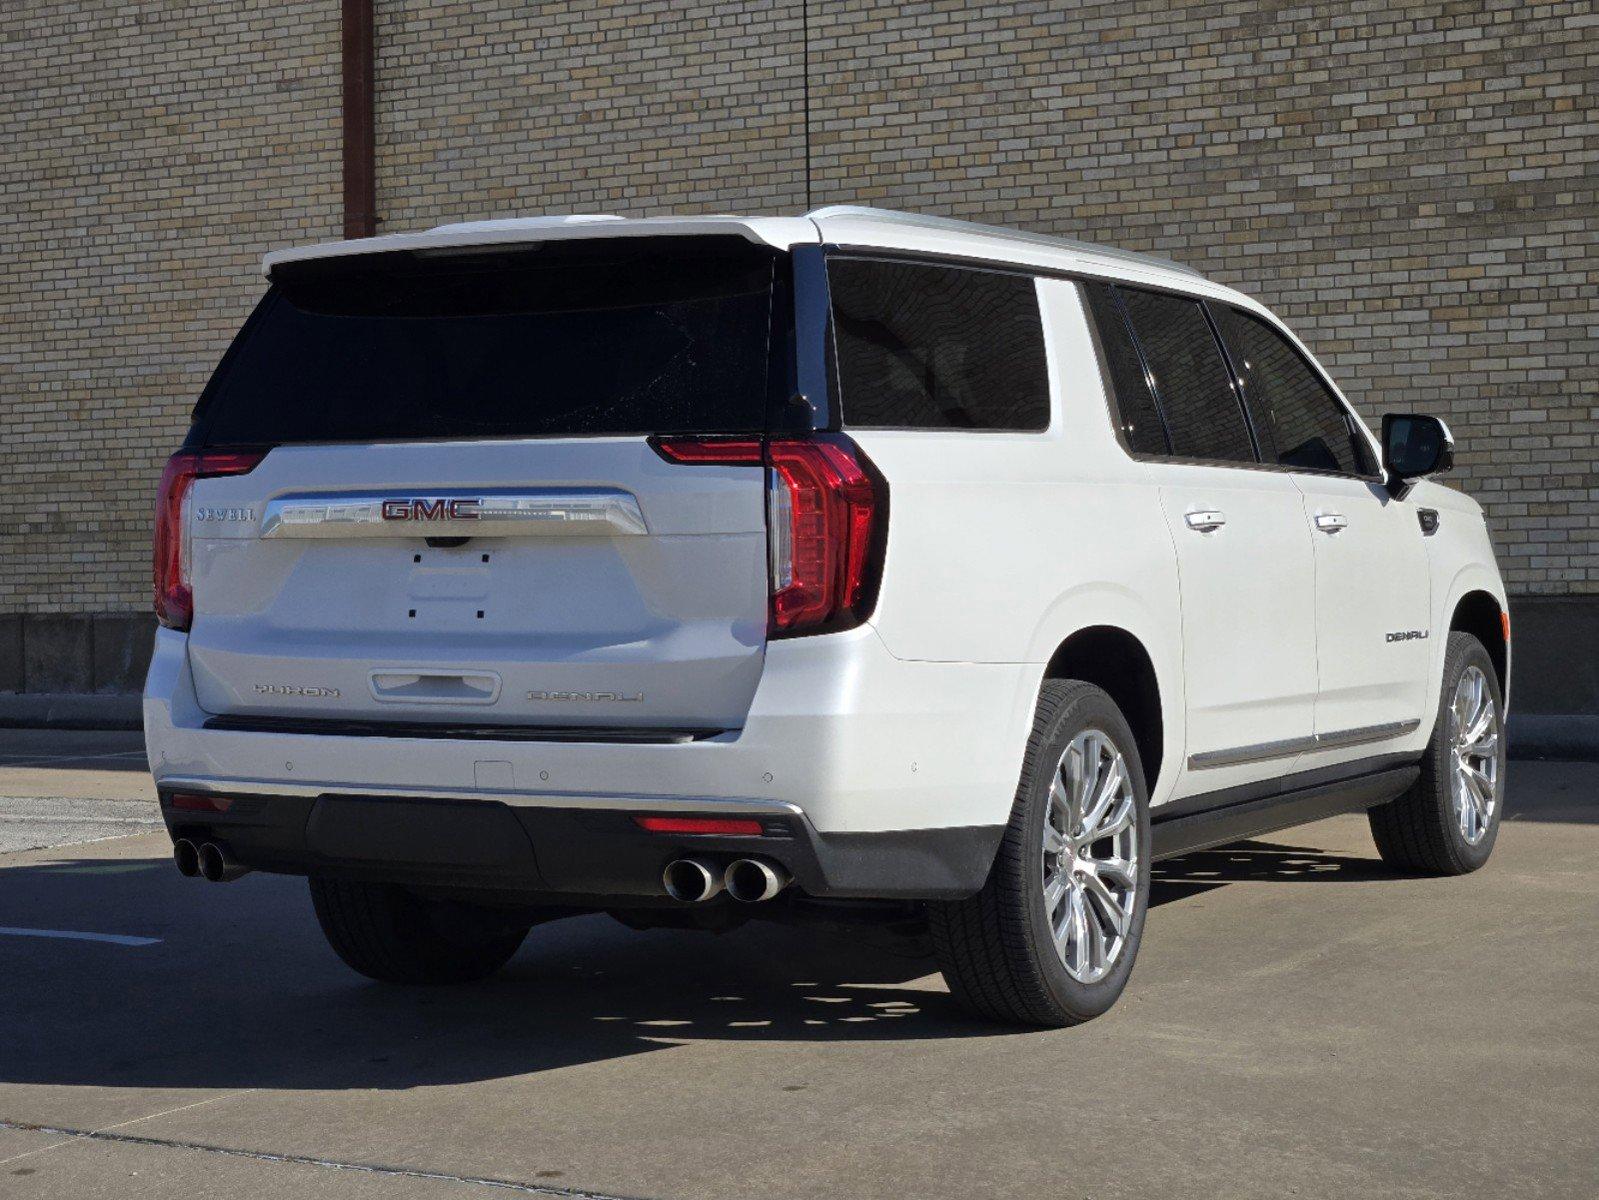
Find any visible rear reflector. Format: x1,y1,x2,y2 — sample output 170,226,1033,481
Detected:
167,793,235,813
648,433,887,638
633,815,765,836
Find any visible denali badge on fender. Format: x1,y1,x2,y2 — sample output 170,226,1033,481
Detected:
1385,630,1430,642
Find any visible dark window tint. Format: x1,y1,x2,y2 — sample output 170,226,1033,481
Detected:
1119,288,1256,464
828,258,1049,430
1082,282,1169,455
195,238,779,446
1215,306,1367,475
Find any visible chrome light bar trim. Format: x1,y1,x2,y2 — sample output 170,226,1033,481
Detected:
156,774,802,816
1188,719,1421,770
259,489,648,539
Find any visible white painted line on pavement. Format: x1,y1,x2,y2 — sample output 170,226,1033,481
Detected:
0,926,161,947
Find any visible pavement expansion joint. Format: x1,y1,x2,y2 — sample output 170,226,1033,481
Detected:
0,1119,659,1200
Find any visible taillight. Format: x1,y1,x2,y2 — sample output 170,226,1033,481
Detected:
154,449,265,631
650,434,887,638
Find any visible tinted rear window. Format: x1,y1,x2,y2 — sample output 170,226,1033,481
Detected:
828,257,1049,430
194,238,780,446
1082,282,1170,455
1118,287,1256,464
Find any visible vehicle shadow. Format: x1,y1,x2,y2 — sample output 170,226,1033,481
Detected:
0,830,1468,1093
0,854,1001,1094
1150,838,1396,905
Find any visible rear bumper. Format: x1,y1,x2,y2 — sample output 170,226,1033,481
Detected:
157,788,1003,901
145,623,1032,899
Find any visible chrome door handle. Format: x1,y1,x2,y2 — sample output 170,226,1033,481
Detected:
1185,510,1226,532
1315,512,1349,534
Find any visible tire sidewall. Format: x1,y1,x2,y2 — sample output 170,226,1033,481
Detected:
1428,633,1506,872
1018,687,1153,1020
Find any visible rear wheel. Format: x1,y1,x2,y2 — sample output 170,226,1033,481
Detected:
1369,631,1505,875
929,680,1151,1027
310,877,531,984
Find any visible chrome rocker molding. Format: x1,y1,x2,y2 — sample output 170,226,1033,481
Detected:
259,489,648,539
1186,719,1421,770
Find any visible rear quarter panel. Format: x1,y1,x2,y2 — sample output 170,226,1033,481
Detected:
851,278,1185,805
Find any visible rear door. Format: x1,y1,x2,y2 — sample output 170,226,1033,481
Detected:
181,236,784,733
1086,283,1319,797
1212,305,1433,745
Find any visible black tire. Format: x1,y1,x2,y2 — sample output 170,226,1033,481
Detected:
1368,631,1505,875
929,679,1152,1027
309,877,531,984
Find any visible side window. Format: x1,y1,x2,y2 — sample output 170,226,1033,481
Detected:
827,257,1049,430
1214,306,1369,475
1081,282,1169,455
1119,287,1257,464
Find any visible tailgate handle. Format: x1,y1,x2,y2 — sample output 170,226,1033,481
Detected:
368,670,502,705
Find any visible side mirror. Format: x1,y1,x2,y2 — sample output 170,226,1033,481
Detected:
1382,413,1453,496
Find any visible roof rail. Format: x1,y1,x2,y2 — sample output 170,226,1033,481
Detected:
804,205,1204,278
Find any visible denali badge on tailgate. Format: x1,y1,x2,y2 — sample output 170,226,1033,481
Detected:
529,690,643,703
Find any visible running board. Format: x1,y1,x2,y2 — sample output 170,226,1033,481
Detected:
1151,764,1420,861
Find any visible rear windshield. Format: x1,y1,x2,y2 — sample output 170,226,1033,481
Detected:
194,237,783,446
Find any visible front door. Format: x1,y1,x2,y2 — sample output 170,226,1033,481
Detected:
1296,475,1433,740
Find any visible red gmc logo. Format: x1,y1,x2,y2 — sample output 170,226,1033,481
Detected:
380,498,481,521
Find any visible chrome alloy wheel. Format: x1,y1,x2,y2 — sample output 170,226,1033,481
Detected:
1449,665,1500,845
1043,729,1139,984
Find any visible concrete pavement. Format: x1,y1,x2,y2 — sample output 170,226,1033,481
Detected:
1,732,1595,1199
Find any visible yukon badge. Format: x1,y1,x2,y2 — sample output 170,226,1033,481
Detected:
1385,630,1430,643
381,498,481,521
255,683,341,698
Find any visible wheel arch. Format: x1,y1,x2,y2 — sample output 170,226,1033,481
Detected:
1450,589,1508,701
1043,626,1165,798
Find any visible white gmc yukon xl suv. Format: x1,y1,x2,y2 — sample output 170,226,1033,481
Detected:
146,207,1509,1026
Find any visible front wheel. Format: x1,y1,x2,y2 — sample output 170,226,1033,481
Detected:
310,877,531,984
1368,631,1506,875
929,679,1151,1027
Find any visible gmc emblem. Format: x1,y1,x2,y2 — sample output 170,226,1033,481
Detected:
380,498,481,521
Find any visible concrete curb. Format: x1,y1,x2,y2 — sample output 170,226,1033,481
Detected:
1508,714,1599,762
0,693,142,731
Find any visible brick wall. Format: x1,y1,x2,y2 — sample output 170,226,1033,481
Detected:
1,0,1594,669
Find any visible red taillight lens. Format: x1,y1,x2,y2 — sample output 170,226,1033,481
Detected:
154,450,265,631
765,437,883,636
650,436,764,465
633,815,765,836
648,434,887,638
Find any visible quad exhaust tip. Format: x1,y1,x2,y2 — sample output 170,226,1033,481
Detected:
175,837,249,882
172,838,200,878
725,858,790,904
662,857,724,903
